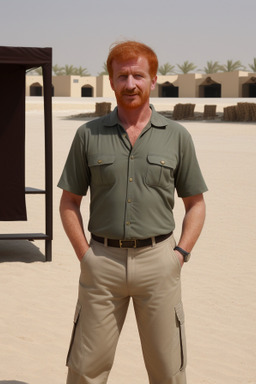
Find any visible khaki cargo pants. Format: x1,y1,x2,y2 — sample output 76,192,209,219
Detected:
66,235,187,384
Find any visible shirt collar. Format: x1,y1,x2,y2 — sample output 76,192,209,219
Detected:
103,104,167,129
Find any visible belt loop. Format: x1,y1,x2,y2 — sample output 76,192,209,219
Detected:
151,236,156,247
104,237,108,247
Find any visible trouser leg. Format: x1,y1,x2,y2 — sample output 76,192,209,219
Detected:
66,240,130,384
131,236,187,384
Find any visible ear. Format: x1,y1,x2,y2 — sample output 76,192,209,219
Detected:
151,75,157,90
109,76,115,91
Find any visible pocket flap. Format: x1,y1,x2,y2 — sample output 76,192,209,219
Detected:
175,302,185,325
147,155,175,169
88,154,115,167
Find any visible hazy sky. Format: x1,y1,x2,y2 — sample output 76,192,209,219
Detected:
0,0,255,75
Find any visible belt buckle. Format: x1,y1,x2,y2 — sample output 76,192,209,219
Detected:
119,239,137,248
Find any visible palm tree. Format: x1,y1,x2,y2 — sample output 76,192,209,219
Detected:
98,62,108,76
219,60,246,72
202,61,221,74
52,64,65,76
177,61,197,74
63,65,78,75
158,62,176,75
74,66,90,76
248,58,256,72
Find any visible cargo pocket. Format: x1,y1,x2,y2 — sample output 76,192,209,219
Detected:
66,302,82,366
175,302,187,371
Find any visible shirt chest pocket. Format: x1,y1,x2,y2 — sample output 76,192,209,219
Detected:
145,155,176,188
88,155,116,186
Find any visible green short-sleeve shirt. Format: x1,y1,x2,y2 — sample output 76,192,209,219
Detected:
58,105,207,239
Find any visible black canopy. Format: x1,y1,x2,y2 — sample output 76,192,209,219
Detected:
0,47,52,261
0,46,52,220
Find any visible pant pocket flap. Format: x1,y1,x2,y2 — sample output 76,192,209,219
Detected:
175,302,185,325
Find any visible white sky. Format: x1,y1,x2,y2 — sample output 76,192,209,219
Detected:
0,0,255,75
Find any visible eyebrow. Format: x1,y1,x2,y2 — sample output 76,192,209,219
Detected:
117,69,146,76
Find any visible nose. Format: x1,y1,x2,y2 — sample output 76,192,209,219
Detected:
126,74,136,90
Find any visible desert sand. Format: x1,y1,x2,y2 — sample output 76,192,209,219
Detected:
0,97,256,384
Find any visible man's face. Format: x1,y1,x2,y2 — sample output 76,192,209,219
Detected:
109,56,157,110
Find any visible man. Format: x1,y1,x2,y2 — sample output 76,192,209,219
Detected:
58,41,207,384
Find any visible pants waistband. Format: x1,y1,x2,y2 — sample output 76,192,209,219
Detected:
91,232,173,249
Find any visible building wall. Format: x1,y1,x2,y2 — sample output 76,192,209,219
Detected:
52,76,71,96
179,74,202,97
154,74,203,97
210,72,241,97
195,71,251,98
97,75,115,97
26,75,43,95
151,75,179,97
70,76,96,97
26,72,256,98
239,73,256,97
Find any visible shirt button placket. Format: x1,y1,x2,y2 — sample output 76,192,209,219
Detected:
125,153,135,238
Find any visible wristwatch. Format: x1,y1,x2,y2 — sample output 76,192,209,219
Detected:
174,246,191,262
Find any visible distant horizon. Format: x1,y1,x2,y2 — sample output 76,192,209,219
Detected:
1,0,255,76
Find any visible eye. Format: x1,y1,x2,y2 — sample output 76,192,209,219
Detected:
134,74,143,79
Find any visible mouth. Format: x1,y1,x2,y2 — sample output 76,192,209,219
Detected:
122,92,139,97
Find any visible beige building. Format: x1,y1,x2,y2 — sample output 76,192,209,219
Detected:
155,72,256,98
26,71,256,99
26,75,98,97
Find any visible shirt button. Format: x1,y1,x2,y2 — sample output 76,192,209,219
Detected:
160,160,165,165
127,199,132,203
126,221,130,226
129,177,133,182
97,159,103,164
130,155,134,160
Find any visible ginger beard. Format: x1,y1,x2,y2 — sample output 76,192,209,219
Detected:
114,84,151,110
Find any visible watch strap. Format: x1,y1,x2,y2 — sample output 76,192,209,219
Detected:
174,246,191,262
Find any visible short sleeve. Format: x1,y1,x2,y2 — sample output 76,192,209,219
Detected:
57,126,90,195
175,133,208,197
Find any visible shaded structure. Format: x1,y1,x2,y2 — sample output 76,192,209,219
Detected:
199,77,221,97
81,84,93,97
242,77,256,97
30,81,43,96
0,46,53,261
159,81,179,97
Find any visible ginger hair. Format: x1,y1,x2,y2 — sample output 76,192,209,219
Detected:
107,41,158,79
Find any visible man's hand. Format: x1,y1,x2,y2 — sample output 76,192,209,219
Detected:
174,249,184,267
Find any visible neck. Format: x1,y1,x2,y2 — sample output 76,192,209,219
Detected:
117,103,152,128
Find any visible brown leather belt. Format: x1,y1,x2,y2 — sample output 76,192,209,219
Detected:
91,232,172,249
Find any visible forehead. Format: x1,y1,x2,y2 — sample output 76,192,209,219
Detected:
112,56,150,74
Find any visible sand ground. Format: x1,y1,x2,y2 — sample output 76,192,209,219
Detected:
0,98,256,384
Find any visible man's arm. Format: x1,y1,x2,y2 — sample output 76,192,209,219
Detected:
59,190,90,261
175,193,206,266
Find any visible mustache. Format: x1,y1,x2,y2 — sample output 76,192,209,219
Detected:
121,89,139,95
